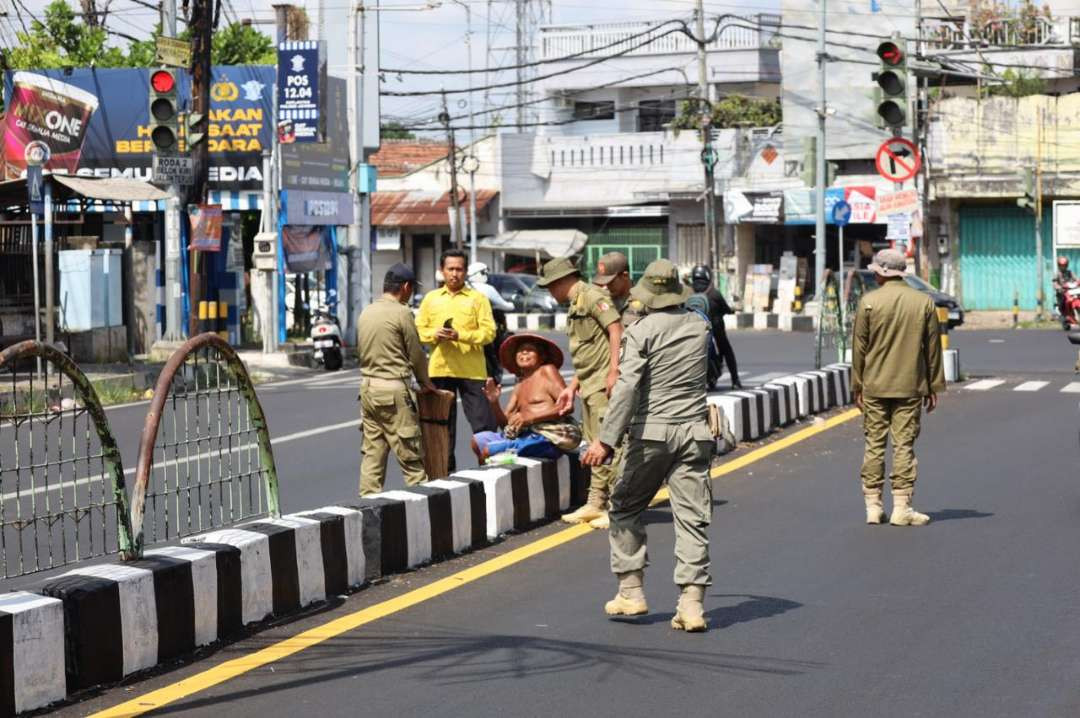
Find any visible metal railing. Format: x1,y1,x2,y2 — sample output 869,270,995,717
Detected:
129,333,279,554
926,15,1071,50
539,15,773,61
0,341,134,578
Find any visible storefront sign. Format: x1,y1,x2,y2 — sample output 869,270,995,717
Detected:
375,227,401,251
280,76,349,191
284,189,354,225
1053,201,1080,249
877,189,919,216
277,41,324,144
724,190,783,224
3,67,274,190
189,204,223,251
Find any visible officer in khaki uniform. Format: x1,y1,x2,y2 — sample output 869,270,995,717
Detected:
592,251,645,327
357,263,438,496
538,257,623,529
852,248,945,526
582,259,714,633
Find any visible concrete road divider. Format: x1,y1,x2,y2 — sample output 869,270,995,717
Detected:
7,366,852,714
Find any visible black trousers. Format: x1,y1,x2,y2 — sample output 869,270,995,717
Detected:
715,330,740,387
433,377,497,472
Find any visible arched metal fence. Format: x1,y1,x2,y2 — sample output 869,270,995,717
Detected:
0,341,134,578
129,333,280,554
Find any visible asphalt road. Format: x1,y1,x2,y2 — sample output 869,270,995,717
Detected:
57,329,1080,717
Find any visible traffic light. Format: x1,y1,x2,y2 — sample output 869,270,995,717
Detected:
148,68,179,153
873,38,908,131
186,112,206,148
1017,168,1036,213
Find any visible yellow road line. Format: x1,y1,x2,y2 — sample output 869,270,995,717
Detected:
91,407,860,718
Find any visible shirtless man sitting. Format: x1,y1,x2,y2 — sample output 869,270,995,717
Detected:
471,334,582,462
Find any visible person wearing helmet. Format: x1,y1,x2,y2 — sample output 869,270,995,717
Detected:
689,264,742,389
1053,256,1076,318
468,262,514,382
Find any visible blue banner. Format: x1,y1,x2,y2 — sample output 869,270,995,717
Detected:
3,66,274,189
277,41,324,144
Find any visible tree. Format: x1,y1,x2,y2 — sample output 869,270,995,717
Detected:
381,122,416,140
671,95,782,132
212,23,276,65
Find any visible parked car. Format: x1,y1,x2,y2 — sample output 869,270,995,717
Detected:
851,269,965,328
488,272,560,313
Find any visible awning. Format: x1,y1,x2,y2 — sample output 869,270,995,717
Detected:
479,229,588,258
372,189,497,227
52,175,170,202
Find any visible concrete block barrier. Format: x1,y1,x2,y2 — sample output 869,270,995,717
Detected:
0,592,65,715
505,313,564,331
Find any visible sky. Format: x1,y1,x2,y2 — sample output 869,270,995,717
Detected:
4,0,780,131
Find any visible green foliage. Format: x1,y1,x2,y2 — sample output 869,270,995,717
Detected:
2,1,276,72
381,122,415,140
981,68,1047,98
671,95,782,132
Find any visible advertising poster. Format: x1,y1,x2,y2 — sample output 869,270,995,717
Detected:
282,225,329,272
280,75,349,192
3,66,274,189
277,40,325,144
189,204,223,251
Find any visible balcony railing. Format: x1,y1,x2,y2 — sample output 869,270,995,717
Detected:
539,15,778,61
925,15,1076,51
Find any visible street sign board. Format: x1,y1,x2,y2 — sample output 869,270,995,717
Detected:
875,137,920,183
152,154,193,185
27,164,43,215
277,40,325,144
886,212,911,242
831,199,851,227
877,188,919,215
155,37,192,67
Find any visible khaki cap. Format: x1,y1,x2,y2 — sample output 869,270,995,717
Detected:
868,248,908,278
536,256,580,287
629,258,693,310
592,251,629,286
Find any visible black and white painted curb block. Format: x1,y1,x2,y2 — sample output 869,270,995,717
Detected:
504,313,568,332
6,365,853,714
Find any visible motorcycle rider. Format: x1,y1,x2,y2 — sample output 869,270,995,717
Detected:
469,262,515,381
689,264,742,389
1053,256,1076,319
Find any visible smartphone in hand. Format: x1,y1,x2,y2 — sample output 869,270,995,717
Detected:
443,318,454,329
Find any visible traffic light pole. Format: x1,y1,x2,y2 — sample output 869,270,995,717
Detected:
814,0,827,302
187,0,212,338
161,0,184,341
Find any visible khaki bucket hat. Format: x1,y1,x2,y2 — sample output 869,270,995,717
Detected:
536,256,580,287
629,259,693,310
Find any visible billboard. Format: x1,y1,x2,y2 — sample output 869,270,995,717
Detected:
2,66,275,190
279,75,349,192
276,40,325,144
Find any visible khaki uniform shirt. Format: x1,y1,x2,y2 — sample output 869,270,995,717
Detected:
566,280,621,398
852,280,946,398
610,292,646,327
600,308,710,446
357,296,430,383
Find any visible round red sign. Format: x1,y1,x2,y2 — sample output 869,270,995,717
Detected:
875,138,921,183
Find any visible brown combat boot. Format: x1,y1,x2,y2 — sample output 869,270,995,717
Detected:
604,570,648,617
671,585,707,632
890,489,931,526
863,488,886,525
562,489,607,524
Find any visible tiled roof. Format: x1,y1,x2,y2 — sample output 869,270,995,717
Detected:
369,141,449,178
372,190,498,227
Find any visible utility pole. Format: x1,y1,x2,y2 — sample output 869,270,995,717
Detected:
814,0,828,301
694,0,717,272
161,0,184,340
1035,106,1044,321
441,91,464,249
452,0,480,263
347,2,373,344
187,0,213,337
514,0,526,128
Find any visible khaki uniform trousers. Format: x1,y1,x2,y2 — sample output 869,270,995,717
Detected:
860,396,922,493
582,390,621,507
609,422,713,587
359,377,427,495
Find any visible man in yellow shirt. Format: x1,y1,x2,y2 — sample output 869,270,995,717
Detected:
416,248,498,472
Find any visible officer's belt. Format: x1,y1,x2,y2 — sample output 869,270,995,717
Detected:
361,376,409,388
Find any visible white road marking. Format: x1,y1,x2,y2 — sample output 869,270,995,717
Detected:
965,379,1005,391
988,339,1006,344
1014,381,1049,392
1062,382,1080,394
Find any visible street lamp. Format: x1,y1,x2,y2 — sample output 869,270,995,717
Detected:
449,0,479,264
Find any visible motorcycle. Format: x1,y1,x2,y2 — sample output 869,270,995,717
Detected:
1058,279,1080,331
310,308,343,371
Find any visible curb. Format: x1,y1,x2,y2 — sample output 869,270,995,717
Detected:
6,365,852,714
724,313,815,332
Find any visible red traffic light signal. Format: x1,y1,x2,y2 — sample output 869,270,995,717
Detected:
150,69,176,94
876,41,904,66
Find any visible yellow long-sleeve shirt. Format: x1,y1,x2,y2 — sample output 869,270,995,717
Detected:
416,285,496,380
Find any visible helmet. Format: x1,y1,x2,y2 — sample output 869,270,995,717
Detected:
690,264,712,290
1058,256,1070,269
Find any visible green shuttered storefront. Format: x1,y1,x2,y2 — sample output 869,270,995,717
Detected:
958,204,1080,310
581,226,667,281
